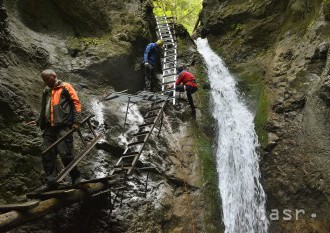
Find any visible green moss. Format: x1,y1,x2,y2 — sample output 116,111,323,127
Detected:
192,124,221,233
66,35,132,58
254,88,268,147
228,63,268,147
191,64,222,232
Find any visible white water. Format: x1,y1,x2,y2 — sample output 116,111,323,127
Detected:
196,38,268,233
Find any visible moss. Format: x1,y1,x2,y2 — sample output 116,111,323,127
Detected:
66,35,132,58
192,124,222,233
235,64,269,147
254,88,268,147
191,64,222,232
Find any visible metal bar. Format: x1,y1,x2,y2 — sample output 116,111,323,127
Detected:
124,96,131,128
133,131,150,137
138,122,154,128
41,115,94,155
55,134,102,182
87,119,97,137
127,141,145,147
158,112,164,137
122,151,139,156
127,98,169,175
76,128,87,147
144,172,149,198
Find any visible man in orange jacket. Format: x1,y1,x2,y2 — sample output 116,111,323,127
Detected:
36,69,82,191
169,65,198,115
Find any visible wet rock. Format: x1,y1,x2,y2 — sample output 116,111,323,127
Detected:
272,95,306,113
319,77,330,105
96,140,124,156
324,2,330,21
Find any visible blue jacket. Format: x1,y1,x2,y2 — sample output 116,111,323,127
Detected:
143,43,159,65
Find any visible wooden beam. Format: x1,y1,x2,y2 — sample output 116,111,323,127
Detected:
0,179,119,232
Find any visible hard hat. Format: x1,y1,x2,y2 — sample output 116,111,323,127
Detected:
156,39,164,46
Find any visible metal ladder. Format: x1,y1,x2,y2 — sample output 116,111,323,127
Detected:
156,15,177,105
110,94,168,176
41,115,102,183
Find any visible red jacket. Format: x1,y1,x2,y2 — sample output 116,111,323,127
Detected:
176,71,197,88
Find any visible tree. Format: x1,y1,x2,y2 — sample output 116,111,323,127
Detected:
153,0,202,34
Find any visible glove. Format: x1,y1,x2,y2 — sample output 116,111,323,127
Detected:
144,62,149,66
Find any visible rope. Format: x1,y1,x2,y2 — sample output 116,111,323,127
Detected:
184,181,196,233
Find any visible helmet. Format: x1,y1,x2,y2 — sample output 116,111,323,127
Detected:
176,65,186,74
156,40,164,46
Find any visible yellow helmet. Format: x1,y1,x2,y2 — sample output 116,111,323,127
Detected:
156,39,164,46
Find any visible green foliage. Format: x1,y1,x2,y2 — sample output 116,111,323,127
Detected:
153,0,202,34
254,88,268,147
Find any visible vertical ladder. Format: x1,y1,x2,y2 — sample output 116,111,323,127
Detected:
156,15,177,105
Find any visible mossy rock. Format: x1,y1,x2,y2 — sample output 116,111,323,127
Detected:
324,2,330,21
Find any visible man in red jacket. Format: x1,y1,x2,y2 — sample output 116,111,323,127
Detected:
169,65,198,115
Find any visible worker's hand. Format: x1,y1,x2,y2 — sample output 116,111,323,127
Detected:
72,123,80,129
144,62,149,67
26,120,37,126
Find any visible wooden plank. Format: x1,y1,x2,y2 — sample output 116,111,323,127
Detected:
26,189,76,199
0,181,120,232
0,201,39,212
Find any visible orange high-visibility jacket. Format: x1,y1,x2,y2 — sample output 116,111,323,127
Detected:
39,80,81,129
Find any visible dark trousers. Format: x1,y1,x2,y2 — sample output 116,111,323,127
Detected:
176,85,197,111
42,125,81,185
144,63,155,90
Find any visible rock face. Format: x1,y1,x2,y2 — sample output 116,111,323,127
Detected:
199,0,330,232
0,0,219,232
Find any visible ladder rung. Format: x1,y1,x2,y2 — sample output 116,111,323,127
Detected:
138,122,154,128
127,141,145,147
157,22,174,26
133,131,150,136
162,67,176,72
163,42,175,46
146,107,162,112
160,34,172,38
161,89,175,93
162,60,176,65
155,99,166,104
122,151,139,156
162,57,176,62
162,80,176,85
163,54,177,59
114,163,133,168
112,167,130,173
162,73,176,78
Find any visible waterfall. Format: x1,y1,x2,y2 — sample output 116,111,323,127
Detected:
196,38,268,233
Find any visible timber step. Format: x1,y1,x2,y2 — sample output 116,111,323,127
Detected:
26,189,76,199
0,200,40,211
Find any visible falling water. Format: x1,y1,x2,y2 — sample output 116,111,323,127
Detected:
196,38,268,233
90,98,107,177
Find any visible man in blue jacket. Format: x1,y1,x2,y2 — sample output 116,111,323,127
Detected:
143,39,163,90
